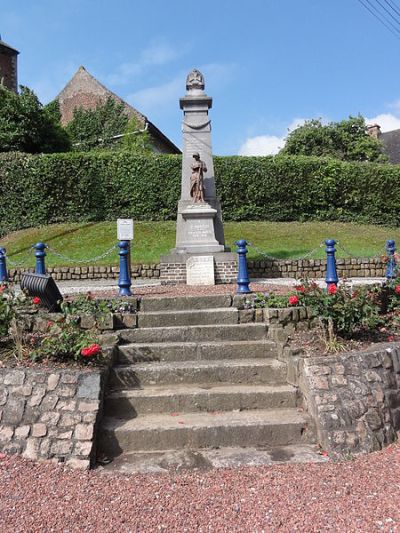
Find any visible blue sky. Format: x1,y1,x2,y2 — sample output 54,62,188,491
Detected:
2,0,400,155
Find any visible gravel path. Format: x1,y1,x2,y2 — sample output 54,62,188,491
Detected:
0,445,399,532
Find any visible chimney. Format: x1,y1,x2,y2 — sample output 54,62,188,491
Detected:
0,35,19,93
367,124,382,139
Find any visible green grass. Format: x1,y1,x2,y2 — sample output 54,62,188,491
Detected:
0,221,398,268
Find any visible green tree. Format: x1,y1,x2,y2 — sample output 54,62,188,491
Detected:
121,115,152,154
0,85,70,153
280,116,387,163
66,97,129,151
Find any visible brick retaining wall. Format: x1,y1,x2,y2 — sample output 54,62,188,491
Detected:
6,257,386,284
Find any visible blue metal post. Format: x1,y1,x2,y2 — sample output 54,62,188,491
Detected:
0,248,8,282
235,239,251,294
118,241,132,296
325,239,338,286
33,242,47,275
386,239,397,280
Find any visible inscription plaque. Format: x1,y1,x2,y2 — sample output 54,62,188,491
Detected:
186,256,215,286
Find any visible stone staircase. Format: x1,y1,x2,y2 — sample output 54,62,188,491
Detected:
98,295,316,470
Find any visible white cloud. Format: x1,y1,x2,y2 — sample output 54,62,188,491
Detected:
127,75,183,113
238,117,307,156
365,113,400,132
107,42,184,86
238,135,283,156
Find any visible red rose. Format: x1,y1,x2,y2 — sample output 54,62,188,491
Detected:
32,296,41,305
328,284,337,295
295,285,305,293
288,295,299,306
47,321,53,329
388,335,395,342
81,343,101,358
395,285,400,295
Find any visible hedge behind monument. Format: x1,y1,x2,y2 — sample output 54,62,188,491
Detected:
1,151,400,234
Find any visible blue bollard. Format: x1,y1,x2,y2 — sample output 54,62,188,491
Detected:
0,247,8,282
325,239,338,286
118,241,132,296
33,242,47,275
235,239,251,294
386,239,397,280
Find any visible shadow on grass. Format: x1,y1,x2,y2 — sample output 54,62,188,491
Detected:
249,249,323,261
7,222,98,258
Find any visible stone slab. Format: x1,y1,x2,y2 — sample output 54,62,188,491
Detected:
186,256,215,286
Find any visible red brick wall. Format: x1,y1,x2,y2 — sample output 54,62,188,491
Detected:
0,47,17,92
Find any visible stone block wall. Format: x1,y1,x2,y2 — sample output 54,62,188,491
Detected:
0,367,108,469
7,264,161,283
299,345,400,454
248,257,386,279
6,256,386,284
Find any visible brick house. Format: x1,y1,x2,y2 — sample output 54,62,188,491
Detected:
57,66,180,154
0,35,19,93
367,124,400,164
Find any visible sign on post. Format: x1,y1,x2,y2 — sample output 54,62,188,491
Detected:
117,219,134,241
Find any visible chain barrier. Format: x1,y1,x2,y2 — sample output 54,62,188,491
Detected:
46,244,117,264
336,241,386,260
244,242,325,262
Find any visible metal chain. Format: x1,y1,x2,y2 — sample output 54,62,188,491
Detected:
245,242,325,262
46,244,117,264
336,241,386,260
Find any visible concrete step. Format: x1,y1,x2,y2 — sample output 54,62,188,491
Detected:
140,294,233,312
119,323,268,344
137,308,238,328
99,408,314,455
117,340,277,363
104,384,298,417
100,445,328,474
109,359,287,390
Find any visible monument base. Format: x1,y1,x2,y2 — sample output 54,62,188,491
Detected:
160,252,237,285
173,199,228,254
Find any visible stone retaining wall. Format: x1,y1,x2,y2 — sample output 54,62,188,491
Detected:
0,366,107,469
248,257,386,279
300,345,400,454
6,256,386,284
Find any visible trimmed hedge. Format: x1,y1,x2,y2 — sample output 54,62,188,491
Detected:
1,151,400,235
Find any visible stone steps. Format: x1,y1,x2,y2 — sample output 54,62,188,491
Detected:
137,308,238,328
117,340,276,363
99,408,313,454
140,294,233,312
109,359,287,390
119,323,268,344
105,383,298,417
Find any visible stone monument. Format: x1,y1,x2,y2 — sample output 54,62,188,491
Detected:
160,69,237,284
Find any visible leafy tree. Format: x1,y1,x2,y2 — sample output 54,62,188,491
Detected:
0,85,70,153
121,115,152,154
66,97,129,151
280,116,387,163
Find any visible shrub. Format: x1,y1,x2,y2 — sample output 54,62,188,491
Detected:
2,152,400,235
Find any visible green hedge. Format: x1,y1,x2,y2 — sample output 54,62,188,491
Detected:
1,151,400,235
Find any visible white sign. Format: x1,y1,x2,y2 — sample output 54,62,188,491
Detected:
117,219,134,241
186,256,215,286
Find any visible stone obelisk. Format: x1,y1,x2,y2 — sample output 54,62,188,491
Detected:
160,69,236,284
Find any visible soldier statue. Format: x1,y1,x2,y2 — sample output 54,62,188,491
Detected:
190,152,207,203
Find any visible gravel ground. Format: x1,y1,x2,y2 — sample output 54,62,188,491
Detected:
0,445,399,532
76,282,291,300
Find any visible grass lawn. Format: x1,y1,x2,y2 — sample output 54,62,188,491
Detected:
0,220,398,267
